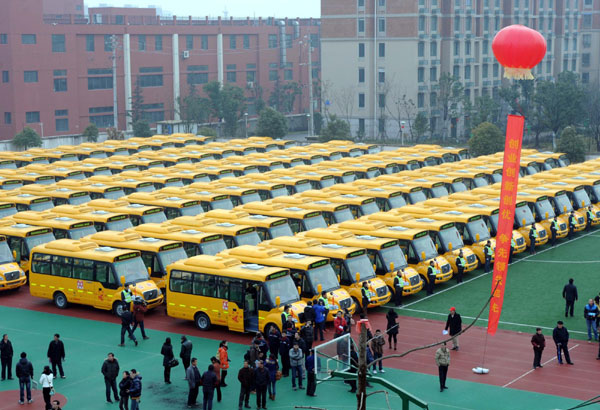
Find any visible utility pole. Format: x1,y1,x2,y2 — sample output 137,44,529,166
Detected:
357,323,367,410
307,38,314,137
110,35,119,130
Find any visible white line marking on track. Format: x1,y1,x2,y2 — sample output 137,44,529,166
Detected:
502,344,579,388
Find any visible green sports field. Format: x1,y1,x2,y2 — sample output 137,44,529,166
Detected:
389,230,600,340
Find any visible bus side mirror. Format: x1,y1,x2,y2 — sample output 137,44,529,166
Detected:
147,267,151,276
390,262,394,271
582,200,586,207
421,251,426,260
355,272,360,282
373,264,377,272
337,274,340,283
545,212,549,219
563,205,567,213
522,218,526,226
317,284,323,294
475,233,480,242
435,243,439,251
448,242,453,251
12,250,16,260
120,276,126,286
275,296,281,307
297,286,301,296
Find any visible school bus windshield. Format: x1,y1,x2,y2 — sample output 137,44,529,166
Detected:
572,187,591,208
345,254,376,281
306,265,339,293
431,185,449,198
361,201,379,215
142,211,167,224
236,231,262,246
0,205,16,218
199,239,228,255
379,245,408,270
70,195,92,205
69,225,97,240
303,215,328,231
211,197,234,210
29,200,54,212
412,236,438,260
334,208,354,222
466,218,490,242
0,240,14,264
553,193,573,213
180,204,203,216
452,181,468,192
387,194,407,209
514,203,536,226
264,275,300,306
113,256,149,284
269,223,294,238
438,226,465,249
271,187,289,198
104,189,125,200
320,179,335,189
473,176,489,187
534,198,556,219
24,232,56,253
106,218,134,231
408,190,427,203
157,247,188,269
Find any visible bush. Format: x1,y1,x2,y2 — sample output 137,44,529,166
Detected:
82,124,99,142
197,127,217,138
12,127,42,150
320,115,352,142
106,127,124,140
132,120,152,138
313,112,323,135
557,126,586,163
468,122,504,156
255,107,288,139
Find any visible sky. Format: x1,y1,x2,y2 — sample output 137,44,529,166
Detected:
86,0,321,18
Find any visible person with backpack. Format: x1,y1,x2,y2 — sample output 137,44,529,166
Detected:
218,340,229,387
370,330,386,374
119,310,137,347
15,352,33,405
161,338,174,384
39,365,54,410
118,371,131,410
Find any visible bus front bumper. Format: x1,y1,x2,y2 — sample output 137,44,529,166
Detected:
0,276,27,291
146,296,164,309
402,280,423,296
435,265,453,283
367,289,392,308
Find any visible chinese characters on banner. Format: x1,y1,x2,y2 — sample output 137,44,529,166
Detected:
487,115,525,335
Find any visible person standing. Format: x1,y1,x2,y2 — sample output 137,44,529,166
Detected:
200,364,218,410
305,349,317,397
180,336,193,378
218,340,229,387
360,282,371,315
16,352,33,405
386,309,399,350
265,354,278,401
562,278,578,318
435,343,450,392
129,369,142,410
278,334,291,377
333,311,347,339
550,217,559,246
427,261,437,295
586,206,595,231
47,334,65,379
528,226,538,255
552,321,574,365
210,357,221,402
101,352,120,403
584,299,599,342
254,360,269,409
484,241,493,271
370,330,386,374
118,371,131,410
313,301,327,341
121,286,133,311
304,301,315,325
267,328,281,360
119,309,137,347
444,307,462,351
289,343,304,391
300,320,314,353
237,361,254,410
455,251,465,284
0,333,13,380
161,338,174,384
346,344,358,393
568,211,576,239
509,237,515,263
531,328,545,369
281,305,292,331
186,358,201,408
393,269,405,306
131,299,149,340
39,365,54,410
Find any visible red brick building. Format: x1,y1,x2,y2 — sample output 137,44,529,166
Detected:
0,0,320,140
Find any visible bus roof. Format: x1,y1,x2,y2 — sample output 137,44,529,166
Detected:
83,231,182,252
299,228,398,250
168,255,290,281
12,211,94,229
0,220,54,237
262,236,365,259
219,245,328,270
127,223,223,243
31,239,141,262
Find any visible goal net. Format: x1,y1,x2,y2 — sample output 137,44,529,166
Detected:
313,333,353,382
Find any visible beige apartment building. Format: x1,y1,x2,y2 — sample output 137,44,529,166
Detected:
321,0,600,140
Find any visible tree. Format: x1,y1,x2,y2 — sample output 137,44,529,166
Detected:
471,95,501,128
197,127,217,137
332,85,357,126
255,107,288,139
557,126,586,163
106,127,124,140
82,124,99,142
12,127,42,150
203,81,246,137
387,89,417,143
436,73,465,140
132,120,152,138
177,85,211,133
468,122,504,156
268,81,302,114
313,112,324,135
413,112,430,142
128,77,145,124
320,115,351,141
248,83,266,114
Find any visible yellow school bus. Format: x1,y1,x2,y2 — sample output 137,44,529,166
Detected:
188,183,262,207
11,211,97,240
126,223,227,257
218,177,289,200
170,216,262,248
261,236,391,310
298,228,423,296
82,231,188,294
87,199,167,226
51,205,133,232
0,234,26,291
237,201,328,233
19,185,92,206
0,176,23,191
166,255,307,333
0,171,55,186
27,148,78,163
0,221,56,274
55,162,113,178
123,192,203,219
29,239,163,315
218,245,355,320
0,202,17,219
0,194,51,213
2,153,48,168
23,164,84,181
203,209,294,240
162,168,211,185
88,176,155,195
540,181,600,226
56,181,126,201
271,197,355,225
512,192,567,241
522,186,586,232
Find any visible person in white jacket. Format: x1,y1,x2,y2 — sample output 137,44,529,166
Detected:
39,365,54,410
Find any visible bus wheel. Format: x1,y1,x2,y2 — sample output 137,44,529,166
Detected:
195,312,211,331
264,322,280,336
113,301,126,317
53,292,68,309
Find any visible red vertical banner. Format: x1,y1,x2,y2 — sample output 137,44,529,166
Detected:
487,115,525,335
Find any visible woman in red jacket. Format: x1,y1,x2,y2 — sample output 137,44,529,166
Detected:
218,340,229,387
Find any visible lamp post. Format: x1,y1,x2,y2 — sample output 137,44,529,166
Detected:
400,121,405,146
244,112,249,138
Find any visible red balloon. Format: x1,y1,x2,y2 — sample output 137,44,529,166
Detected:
492,25,546,79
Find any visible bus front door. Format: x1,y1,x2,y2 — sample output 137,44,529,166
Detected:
227,279,245,333
243,282,260,332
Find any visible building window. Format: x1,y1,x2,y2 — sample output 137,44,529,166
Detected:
52,34,65,52
358,93,365,108
547,17,552,30
282,70,292,80
563,59,568,71
582,72,590,83
419,16,425,31
547,38,552,51
0,34,7,44
284,34,292,49
358,18,365,33
139,67,164,87
226,71,237,82
418,67,424,82
378,69,385,83
572,59,576,71
54,78,67,92
453,65,460,78
465,41,471,55
464,65,471,80
155,35,163,51
418,42,425,57
548,0,553,9
269,70,278,81
573,37,577,51
378,43,385,57
226,64,236,71
483,40,489,55
2,71,8,83
310,34,319,48
358,0,365,7
187,68,209,85
430,92,437,107
88,76,112,90
483,64,489,78
466,17,472,32
546,60,552,73
246,70,256,82
241,34,250,50
89,106,114,127
186,35,193,50
200,35,208,50
359,43,365,58
430,67,437,82
104,35,113,52
418,93,425,108
230,35,237,49
359,68,365,83
582,53,591,67
55,118,69,132
430,42,437,57
378,0,386,6
493,63,499,77
564,37,569,51
138,35,146,51
454,16,460,32
86,35,94,52
24,71,38,83
484,16,489,31
378,18,386,33
454,41,460,56
268,34,277,48
4,112,11,124
584,0,592,5
378,118,385,133
583,14,592,29
26,112,40,123
583,34,591,48
431,16,438,32
358,119,365,134
55,109,68,117
22,34,36,44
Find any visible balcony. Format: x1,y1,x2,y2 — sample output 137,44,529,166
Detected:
454,58,464,63
466,57,475,63
483,80,491,86
419,85,429,91
483,57,491,62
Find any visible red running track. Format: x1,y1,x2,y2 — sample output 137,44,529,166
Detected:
1,288,598,401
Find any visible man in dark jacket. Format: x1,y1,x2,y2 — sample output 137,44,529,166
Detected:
1,333,14,380
253,360,269,409
444,307,462,351
562,278,578,318
267,327,281,359
201,364,218,410
131,299,149,340
552,321,574,365
304,301,315,324
101,352,120,403
279,335,291,377
305,349,317,397
180,335,193,377
584,299,599,342
568,211,576,239
47,333,66,378
119,310,138,347
15,352,33,405
186,358,201,407
346,344,358,393
427,261,437,295
129,369,142,410
531,328,545,369
300,321,314,353
237,361,254,410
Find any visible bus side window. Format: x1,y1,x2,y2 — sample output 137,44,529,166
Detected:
245,282,259,313
52,255,73,278
223,237,234,249
141,252,161,278
228,279,244,306
16,204,27,212
288,219,301,233
301,274,312,297
98,262,118,289
256,229,267,241
54,230,67,240
74,258,94,281
165,208,178,219
90,193,102,200
407,245,419,264
55,198,67,206
183,243,197,257
258,286,270,311
216,277,229,299
32,253,51,274
131,216,141,226
168,270,185,293
8,238,23,261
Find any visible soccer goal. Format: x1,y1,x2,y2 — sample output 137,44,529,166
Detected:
313,333,353,383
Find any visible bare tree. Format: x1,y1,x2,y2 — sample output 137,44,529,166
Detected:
386,76,417,144
436,73,465,141
320,79,334,120
333,85,357,126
